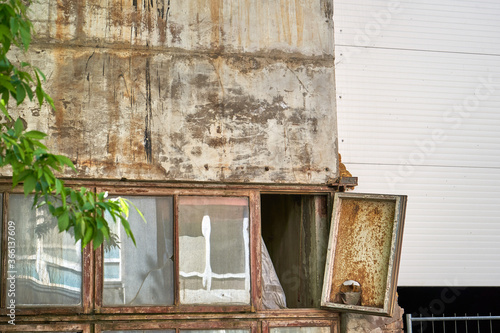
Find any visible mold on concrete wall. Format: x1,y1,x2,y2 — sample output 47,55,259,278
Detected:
8,0,338,184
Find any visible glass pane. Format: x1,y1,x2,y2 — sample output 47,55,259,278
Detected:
7,194,82,306
103,196,174,306
179,196,250,305
104,331,175,333
182,330,249,333
270,328,330,333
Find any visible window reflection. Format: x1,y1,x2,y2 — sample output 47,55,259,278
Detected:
178,197,250,305
182,330,250,333
8,194,82,306
103,196,174,306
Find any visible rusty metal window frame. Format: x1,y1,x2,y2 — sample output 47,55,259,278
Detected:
94,186,261,314
96,319,259,333
0,180,355,322
0,322,91,332
262,319,338,333
0,187,94,316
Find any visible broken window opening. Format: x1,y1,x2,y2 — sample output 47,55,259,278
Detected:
260,194,330,309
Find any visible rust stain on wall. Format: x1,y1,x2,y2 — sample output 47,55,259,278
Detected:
295,0,304,46
144,58,153,163
21,0,338,183
209,0,223,49
55,0,72,40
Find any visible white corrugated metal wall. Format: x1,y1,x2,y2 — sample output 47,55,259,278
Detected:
334,0,500,286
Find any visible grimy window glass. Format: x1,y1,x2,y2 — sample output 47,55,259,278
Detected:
7,194,82,306
178,196,250,305
104,331,175,333
103,196,174,306
270,328,330,333
180,329,250,333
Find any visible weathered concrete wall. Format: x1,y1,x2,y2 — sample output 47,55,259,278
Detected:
341,303,404,333
10,0,338,184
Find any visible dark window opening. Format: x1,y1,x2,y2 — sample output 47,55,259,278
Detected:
260,194,330,308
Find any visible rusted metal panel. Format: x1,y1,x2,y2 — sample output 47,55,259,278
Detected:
321,193,407,317
30,0,333,57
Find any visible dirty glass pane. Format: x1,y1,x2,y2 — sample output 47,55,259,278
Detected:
7,194,82,306
103,196,174,306
179,196,250,305
104,331,175,333
181,330,250,333
270,328,330,333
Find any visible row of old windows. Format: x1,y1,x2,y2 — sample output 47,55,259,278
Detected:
6,193,255,308
1,189,405,318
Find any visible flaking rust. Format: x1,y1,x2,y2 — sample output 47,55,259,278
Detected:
322,193,407,316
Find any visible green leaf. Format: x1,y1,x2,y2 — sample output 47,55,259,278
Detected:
55,154,75,170
44,91,54,109
0,99,9,118
35,84,43,106
55,178,63,195
118,197,129,218
19,24,31,50
70,190,78,204
58,210,69,231
24,130,47,140
15,82,25,104
83,225,93,246
35,67,47,81
124,198,147,223
93,230,103,249
82,202,93,211
23,174,36,195
14,117,24,135
9,17,19,35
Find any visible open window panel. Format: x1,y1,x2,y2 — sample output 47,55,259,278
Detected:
260,194,331,309
96,320,258,333
321,193,407,317
0,191,93,316
95,189,258,313
262,320,338,333
0,323,90,333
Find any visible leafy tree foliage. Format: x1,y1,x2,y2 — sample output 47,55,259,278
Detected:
0,0,141,249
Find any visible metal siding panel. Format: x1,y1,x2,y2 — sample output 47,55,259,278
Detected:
342,164,500,286
334,0,500,54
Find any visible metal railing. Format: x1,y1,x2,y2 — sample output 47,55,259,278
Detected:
406,313,500,333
